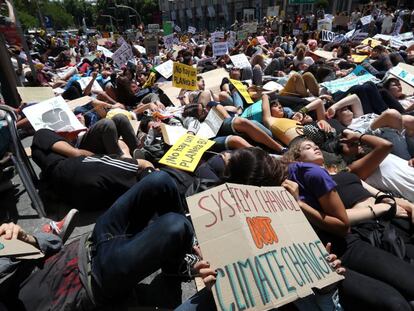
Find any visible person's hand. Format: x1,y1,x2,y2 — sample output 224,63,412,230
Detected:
340,129,361,143
156,102,165,110
193,261,217,291
91,71,98,79
112,102,125,109
396,205,409,218
77,149,94,157
325,242,346,275
282,179,300,201
326,106,336,119
292,111,305,122
137,159,155,169
0,223,37,246
317,120,333,133
408,158,414,167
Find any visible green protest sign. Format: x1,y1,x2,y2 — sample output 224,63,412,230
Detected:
163,21,173,35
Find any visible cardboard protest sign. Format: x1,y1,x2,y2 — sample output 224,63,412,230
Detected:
361,38,381,47
333,15,349,27
309,50,335,60
17,87,55,104
164,33,174,49
144,35,159,56
230,53,251,69
262,81,284,92
66,96,93,111
0,237,44,259
390,37,405,49
186,183,344,311
159,134,214,172
320,30,336,42
172,62,198,90
155,59,174,79
257,36,268,46
111,42,133,67
213,42,229,57
174,25,182,33
23,96,86,133
188,26,196,34
373,34,392,41
399,32,414,41
321,66,379,94
230,79,254,104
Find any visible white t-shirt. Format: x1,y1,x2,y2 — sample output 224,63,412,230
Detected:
348,113,378,133
366,154,414,202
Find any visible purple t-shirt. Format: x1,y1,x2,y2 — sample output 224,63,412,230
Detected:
288,162,337,211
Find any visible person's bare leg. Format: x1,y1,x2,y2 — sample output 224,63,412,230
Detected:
227,135,252,149
402,115,414,137
197,91,212,107
232,117,283,152
371,109,403,131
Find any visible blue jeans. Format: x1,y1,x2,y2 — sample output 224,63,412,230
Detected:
91,171,194,300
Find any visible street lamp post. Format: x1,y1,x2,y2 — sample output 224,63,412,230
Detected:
115,4,142,28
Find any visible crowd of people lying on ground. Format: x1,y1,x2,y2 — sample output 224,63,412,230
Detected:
2,4,414,310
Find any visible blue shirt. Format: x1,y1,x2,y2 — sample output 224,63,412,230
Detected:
288,162,337,211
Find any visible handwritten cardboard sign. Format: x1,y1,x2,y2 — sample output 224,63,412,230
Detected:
230,79,254,104
159,133,214,172
164,33,174,49
257,36,268,45
144,35,159,56
0,237,44,259
187,183,343,311
320,30,336,42
172,62,198,90
188,26,196,34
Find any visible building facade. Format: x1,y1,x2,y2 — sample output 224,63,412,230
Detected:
158,0,357,31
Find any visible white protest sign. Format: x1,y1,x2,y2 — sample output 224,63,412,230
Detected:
360,15,372,25
345,29,355,39
373,33,392,41
389,65,414,87
390,37,405,49
292,29,301,36
164,34,174,49
23,96,86,132
213,42,228,57
230,53,251,69
243,22,258,34
211,31,225,42
174,25,182,32
117,36,126,46
155,59,174,79
321,65,379,94
187,183,344,311
96,45,113,58
134,45,146,54
317,19,332,31
399,32,414,41
77,77,104,93
228,31,237,49
321,30,336,42
148,23,160,33
188,26,196,34
111,42,133,67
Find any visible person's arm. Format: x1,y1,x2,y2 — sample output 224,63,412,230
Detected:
261,94,273,128
326,94,364,119
344,130,393,180
214,104,231,119
303,98,326,121
51,140,93,158
0,222,37,246
346,204,394,226
282,179,349,237
83,71,97,96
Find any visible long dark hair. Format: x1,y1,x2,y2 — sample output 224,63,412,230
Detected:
223,147,287,186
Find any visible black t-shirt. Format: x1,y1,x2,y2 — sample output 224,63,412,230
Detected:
195,154,226,181
332,171,372,209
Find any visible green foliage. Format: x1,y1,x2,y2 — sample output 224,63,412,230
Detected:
42,2,74,29
17,9,39,29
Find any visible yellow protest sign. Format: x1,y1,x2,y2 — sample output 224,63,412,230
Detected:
351,54,368,63
159,134,215,172
230,79,254,104
362,38,381,47
172,62,198,91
